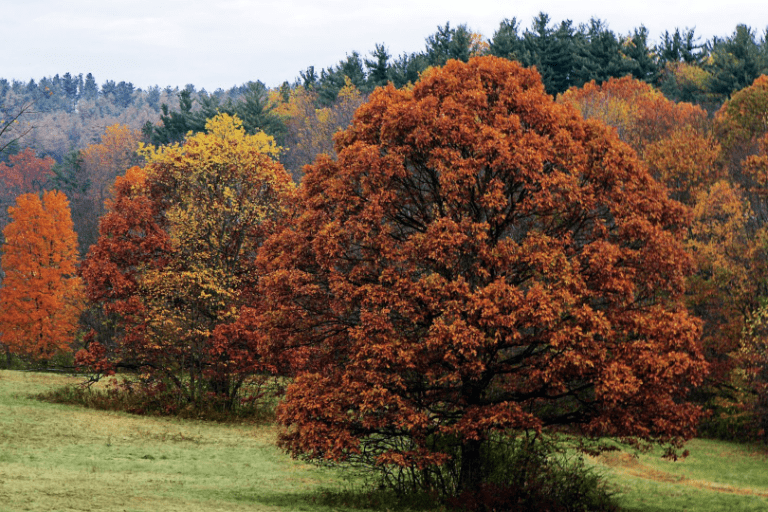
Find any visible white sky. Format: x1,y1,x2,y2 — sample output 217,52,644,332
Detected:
1,0,766,91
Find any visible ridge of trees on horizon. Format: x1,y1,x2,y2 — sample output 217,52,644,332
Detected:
3,15,768,111
2,14,767,152
0,14,763,252
0,16,764,185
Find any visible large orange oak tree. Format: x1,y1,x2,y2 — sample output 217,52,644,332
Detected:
252,56,707,494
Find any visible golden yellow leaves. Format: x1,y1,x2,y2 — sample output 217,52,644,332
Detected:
81,112,295,405
140,113,281,164
139,113,292,260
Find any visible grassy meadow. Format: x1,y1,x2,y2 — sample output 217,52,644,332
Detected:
0,370,370,512
2,370,768,511
592,439,768,511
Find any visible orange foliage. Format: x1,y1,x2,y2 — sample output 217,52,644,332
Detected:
714,76,768,214
559,78,739,387
559,76,708,154
254,57,706,492
694,78,768,388
714,75,768,159
686,182,755,382
80,124,143,204
643,126,721,203
715,78,768,436
0,191,83,360
559,76,716,205
744,134,768,196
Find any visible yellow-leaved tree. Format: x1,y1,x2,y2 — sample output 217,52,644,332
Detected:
0,191,84,363
79,113,294,412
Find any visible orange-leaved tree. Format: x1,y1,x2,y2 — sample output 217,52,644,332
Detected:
0,191,83,362
685,77,768,433
78,114,294,412
716,78,768,436
74,124,144,253
714,75,768,221
81,124,143,207
715,75,768,164
685,181,757,388
252,56,707,496
558,75,718,203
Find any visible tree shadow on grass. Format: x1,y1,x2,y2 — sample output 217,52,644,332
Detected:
229,487,443,511
618,507,670,512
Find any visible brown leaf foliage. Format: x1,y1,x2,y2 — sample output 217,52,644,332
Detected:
253,57,707,480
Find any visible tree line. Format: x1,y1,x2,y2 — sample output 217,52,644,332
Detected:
2,14,767,164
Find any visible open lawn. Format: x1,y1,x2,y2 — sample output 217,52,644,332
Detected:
0,370,373,512
3,370,768,511
592,439,768,511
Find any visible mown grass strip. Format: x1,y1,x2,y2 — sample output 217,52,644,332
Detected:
589,439,768,511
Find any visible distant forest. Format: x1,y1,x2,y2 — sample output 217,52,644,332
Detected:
1,14,767,253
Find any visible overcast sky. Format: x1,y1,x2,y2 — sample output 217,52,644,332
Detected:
1,0,766,91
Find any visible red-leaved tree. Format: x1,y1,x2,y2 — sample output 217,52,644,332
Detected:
78,114,294,412
0,148,56,228
250,56,707,495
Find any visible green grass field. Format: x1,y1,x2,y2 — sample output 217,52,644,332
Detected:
0,370,373,511
2,370,768,511
590,438,768,511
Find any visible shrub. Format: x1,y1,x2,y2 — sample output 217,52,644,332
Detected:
343,433,618,512
37,374,280,422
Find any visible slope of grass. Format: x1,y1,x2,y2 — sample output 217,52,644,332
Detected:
590,439,768,511
0,370,377,512
4,369,768,511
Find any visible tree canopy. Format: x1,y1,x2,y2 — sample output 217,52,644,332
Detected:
78,114,294,411
251,56,707,495
0,191,83,361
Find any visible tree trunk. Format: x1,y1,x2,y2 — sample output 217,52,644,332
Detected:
208,376,234,411
458,438,484,494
